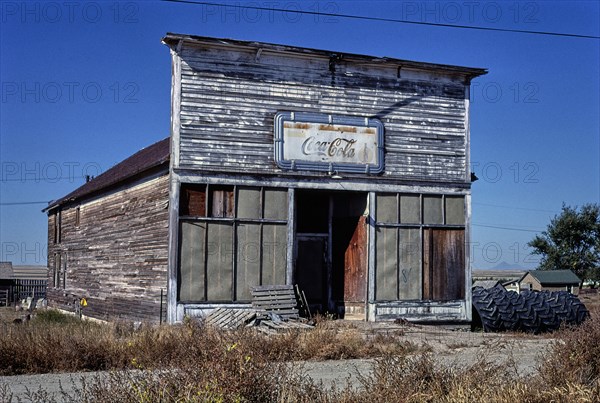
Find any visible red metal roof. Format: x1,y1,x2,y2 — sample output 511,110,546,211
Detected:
44,137,170,212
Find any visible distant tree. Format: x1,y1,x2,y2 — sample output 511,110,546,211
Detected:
528,203,600,285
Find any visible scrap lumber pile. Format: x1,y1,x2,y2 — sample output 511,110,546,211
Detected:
204,284,312,334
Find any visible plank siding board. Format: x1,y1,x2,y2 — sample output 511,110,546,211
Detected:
46,174,169,322
423,229,465,301
175,42,469,183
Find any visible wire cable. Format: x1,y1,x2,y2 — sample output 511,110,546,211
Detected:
163,0,600,40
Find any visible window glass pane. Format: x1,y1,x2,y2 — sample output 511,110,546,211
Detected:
445,196,465,225
376,194,397,223
375,227,397,300
262,224,287,285
399,195,420,224
236,223,261,300
237,187,261,219
264,189,288,220
179,222,206,301
398,229,421,299
206,223,233,301
423,196,443,224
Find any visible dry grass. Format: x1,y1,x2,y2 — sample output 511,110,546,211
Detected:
0,310,419,376
1,308,600,402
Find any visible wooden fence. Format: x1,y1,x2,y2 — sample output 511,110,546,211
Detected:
12,279,47,302
0,289,8,306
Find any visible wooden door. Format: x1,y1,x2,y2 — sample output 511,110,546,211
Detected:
344,216,367,303
423,229,465,300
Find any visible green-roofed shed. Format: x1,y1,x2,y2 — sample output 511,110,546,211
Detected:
519,270,581,295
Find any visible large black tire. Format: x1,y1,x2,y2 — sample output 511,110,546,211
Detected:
472,285,517,332
546,291,589,326
472,286,589,333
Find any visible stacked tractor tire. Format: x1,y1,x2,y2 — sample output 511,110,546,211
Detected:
472,285,589,333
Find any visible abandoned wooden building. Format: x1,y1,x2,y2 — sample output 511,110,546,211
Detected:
44,33,487,324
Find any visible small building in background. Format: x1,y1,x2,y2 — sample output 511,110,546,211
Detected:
518,270,581,295
44,34,487,324
0,262,48,305
472,269,525,292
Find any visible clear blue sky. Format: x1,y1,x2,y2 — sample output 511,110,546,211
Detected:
1,1,599,268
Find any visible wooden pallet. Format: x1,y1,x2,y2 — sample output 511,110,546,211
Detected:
205,308,257,329
251,285,299,320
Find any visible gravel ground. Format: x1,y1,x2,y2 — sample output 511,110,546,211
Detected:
0,323,557,401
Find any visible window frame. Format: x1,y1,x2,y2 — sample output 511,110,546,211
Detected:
374,193,466,302
178,184,289,303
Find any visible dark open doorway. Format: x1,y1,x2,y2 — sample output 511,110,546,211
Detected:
294,190,368,319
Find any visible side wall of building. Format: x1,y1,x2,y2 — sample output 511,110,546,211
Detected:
47,172,170,322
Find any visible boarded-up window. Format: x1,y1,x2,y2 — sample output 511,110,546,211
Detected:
423,196,443,224
236,223,261,300
376,194,397,223
375,228,422,300
400,195,420,224
178,186,288,303
374,192,466,302
53,253,61,288
261,224,287,285
375,227,397,300
237,187,261,219
206,223,234,301
53,211,62,244
179,222,206,301
264,189,288,220
398,229,421,299
210,186,234,218
445,196,465,225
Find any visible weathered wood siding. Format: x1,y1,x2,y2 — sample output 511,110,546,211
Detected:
174,42,469,182
46,173,169,322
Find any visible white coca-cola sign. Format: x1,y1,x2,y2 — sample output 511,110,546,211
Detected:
274,112,384,174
